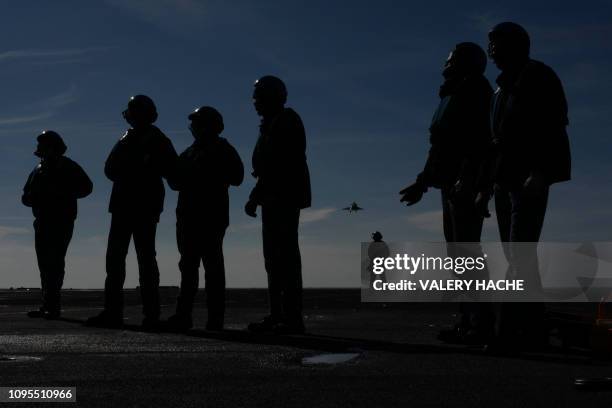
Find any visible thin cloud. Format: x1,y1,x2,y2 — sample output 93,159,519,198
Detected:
0,226,30,240
0,112,54,126
405,209,498,235
229,207,337,232
105,0,207,30
0,47,114,63
405,210,443,233
38,84,79,110
300,207,336,224
466,11,501,33
0,85,79,127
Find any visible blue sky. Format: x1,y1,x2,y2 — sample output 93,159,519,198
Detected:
0,0,610,288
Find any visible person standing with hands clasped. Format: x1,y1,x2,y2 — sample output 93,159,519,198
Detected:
166,106,244,331
245,76,311,335
23,130,92,319
86,95,178,330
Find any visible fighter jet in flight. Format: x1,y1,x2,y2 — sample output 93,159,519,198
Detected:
343,202,363,213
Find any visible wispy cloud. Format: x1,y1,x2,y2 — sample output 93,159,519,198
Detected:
0,112,54,126
405,209,499,239
466,11,501,33
0,47,114,64
300,207,336,224
0,85,79,127
229,207,337,233
38,84,79,110
0,226,30,240
105,0,207,30
405,210,443,233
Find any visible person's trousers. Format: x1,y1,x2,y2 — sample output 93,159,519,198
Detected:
176,218,226,325
441,188,493,331
261,204,303,326
494,184,549,340
104,213,160,319
34,218,74,313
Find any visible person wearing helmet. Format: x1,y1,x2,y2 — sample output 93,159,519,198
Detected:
245,75,311,335
367,231,389,286
165,106,244,332
399,43,494,344
481,22,571,350
22,130,93,319
86,95,178,330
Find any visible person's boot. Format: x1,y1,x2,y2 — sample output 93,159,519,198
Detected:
141,316,162,332
272,321,305,335
85,310,123,329
437,324,470,344
247,315,278,333
461,327,494,346
166,314,193,332
43,309,61,320
206,313,223,331
27,307,47,318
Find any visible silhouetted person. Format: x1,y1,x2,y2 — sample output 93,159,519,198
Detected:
165,106,244,331
86,95,178,330
399,43,494,344
479,22,571,349
22,130,93,319
245,76,311,335
368,231,389,285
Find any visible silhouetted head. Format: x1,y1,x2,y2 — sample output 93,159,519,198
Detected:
372,231,383,242
443,42,487,79
188,106,224,140
35,130,66,160
488,22,530,71
253,75,287,117
123,95,158,128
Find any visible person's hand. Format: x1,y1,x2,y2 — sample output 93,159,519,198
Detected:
244,200,258,217
399,182,425,206
450,179,470,203
523,172,548,196
474,190,492,218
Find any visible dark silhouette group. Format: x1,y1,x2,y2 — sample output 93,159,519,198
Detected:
23,76,310,335
400,22,570,349
22,22,570,347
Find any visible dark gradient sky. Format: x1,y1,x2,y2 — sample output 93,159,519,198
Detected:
0,0,611,287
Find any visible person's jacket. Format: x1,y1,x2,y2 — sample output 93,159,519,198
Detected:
168,136,244,228
22,156,93,220
488,59,571,187
249,107,311,209
105,125,178,219
417,74,493,192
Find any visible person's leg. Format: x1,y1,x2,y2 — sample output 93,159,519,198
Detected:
175,218,201,320
440,189,470,332
33,219,51,313
493,186,517,340
261,205,283,323
495,185,513,243
439,189,492,343
277,207,303,328
133,218,161,321
494,185,550,346
43,220,74,315
202,227,226,329
450,197,493,338
508,187,549,343
441,188,455,243
104,214,132,317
